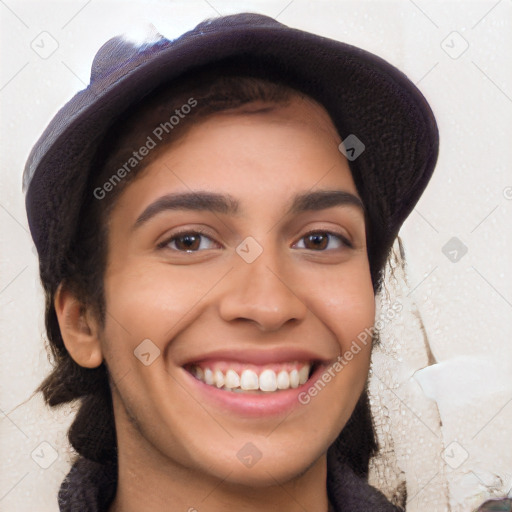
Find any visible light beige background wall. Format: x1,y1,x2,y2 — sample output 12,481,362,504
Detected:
1,1,511,511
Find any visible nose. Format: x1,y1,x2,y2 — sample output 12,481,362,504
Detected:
217,245,308,332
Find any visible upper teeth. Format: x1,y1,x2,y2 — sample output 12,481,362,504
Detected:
190,364,311,392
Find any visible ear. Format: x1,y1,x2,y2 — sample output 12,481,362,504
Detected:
54,283,104,368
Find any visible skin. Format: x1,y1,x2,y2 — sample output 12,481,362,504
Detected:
55,95,376,512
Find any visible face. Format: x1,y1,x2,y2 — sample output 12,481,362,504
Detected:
98,95,375,487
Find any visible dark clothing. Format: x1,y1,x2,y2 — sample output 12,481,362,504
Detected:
58,456,402,511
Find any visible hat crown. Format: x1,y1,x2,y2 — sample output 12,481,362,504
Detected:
90,34,167,82
90,13,283,84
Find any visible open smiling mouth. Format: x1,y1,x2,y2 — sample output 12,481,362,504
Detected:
184,361,321,394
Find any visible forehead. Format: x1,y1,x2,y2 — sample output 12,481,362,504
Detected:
141,94,346,179
135,95,351,188
146,87,339,158
104,93,362,231
208,94,343,144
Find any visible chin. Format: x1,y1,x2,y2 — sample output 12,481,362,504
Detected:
188,436,328,489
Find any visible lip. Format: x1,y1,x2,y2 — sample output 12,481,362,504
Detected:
180,361,330,418
180,347,331,367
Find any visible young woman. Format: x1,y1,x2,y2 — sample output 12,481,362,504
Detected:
22,12,450,512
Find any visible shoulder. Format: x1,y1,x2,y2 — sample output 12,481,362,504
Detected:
327,460,403,512
58,457,117,512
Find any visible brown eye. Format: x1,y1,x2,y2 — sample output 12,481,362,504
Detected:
294,231,351,251
159,231,219,252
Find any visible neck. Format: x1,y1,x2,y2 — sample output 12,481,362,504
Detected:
109,450,330,512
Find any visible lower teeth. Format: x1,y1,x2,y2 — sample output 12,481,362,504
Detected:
227,387,283,393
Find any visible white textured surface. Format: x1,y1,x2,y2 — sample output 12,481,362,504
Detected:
1,1,511,511
369,240,448,511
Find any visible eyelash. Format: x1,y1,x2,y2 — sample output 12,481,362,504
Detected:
157,228,353,253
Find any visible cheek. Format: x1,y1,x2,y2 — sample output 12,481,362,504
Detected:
304,260,376,406
309,263,376,347
106,258,202,311
294,263,375,441
101,260,210,354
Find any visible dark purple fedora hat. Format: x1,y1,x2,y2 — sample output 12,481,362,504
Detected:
23,12,438,283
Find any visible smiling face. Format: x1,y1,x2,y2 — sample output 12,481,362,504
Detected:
82,94,375,495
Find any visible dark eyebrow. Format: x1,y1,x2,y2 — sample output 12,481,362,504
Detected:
132,189,364,230
289,189,364,215
133,192,240,229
